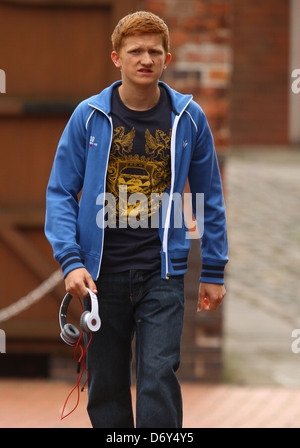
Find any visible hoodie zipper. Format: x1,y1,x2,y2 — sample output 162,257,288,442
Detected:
162,97,193,279
162,114,179,279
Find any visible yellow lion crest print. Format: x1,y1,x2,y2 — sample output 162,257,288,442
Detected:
106,126,171,224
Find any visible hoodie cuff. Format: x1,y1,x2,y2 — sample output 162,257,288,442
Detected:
57,251,85,279
200,263,225,284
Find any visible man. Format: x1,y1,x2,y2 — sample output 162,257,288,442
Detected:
45,11,228,428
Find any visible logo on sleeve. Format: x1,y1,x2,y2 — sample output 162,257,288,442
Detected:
89,136,98,148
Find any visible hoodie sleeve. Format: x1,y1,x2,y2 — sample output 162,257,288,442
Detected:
188,110,228,284
45,103,87,278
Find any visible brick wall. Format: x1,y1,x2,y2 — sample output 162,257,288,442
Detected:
138,0,233,382
137,0,290,147
230,0,290,145
138,0,233,154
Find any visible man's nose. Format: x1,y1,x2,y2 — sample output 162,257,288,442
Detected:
141,52,153,65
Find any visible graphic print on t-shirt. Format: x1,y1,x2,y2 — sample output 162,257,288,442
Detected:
106,126,171,225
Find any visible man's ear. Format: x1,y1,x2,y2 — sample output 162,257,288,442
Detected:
111,51,121,69
164,53,172,69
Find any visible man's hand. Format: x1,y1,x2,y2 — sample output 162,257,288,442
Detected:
65,267,98,299
197,283,226,313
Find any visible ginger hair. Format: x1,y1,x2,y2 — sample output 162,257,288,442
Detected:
111,11,170,54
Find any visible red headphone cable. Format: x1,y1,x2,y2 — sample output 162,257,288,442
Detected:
60,299,93,420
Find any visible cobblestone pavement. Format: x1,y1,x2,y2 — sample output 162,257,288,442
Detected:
223,148,300,387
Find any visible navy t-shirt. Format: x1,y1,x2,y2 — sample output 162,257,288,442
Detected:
100,85,172,274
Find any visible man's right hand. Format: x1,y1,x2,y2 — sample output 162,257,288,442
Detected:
65,267,98,299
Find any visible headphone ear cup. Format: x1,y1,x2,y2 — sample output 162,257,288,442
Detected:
61,323,81,346
80,311,91,333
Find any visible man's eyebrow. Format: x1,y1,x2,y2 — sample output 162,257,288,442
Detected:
127,44,163,52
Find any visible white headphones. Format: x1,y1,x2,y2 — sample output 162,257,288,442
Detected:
59,288,101,346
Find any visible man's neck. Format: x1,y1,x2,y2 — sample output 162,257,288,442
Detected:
118,84,161,111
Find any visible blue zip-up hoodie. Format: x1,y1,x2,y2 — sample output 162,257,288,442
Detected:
45,81,228,283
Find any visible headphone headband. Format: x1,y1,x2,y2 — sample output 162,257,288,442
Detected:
59,288,101,346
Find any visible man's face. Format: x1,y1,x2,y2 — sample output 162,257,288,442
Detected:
111,33,171,88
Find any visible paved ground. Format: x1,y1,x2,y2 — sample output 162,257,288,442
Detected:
2,379,300,428
224,147,300,388
1,147,300,428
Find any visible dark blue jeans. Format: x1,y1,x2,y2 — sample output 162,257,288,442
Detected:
85,269,184,428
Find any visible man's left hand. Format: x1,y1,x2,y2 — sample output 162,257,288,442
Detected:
197,283,226,312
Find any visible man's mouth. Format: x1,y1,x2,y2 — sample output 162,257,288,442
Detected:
138,69,152,73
